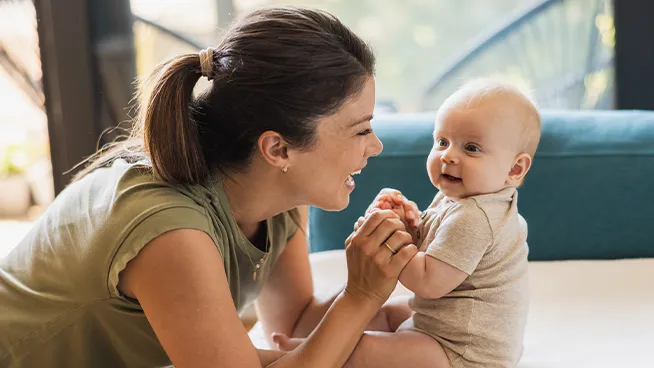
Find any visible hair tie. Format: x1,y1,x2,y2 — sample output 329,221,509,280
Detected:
199,47,216,80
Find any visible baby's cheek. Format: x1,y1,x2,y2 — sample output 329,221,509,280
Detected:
426,156,441,186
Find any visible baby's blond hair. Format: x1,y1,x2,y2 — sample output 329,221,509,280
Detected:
440,78,542,158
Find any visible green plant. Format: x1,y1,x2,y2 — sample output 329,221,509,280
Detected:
0,144,29,178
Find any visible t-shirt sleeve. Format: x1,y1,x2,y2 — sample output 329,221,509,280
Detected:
283,207,302,241
106,206,216,299
424,201,493,275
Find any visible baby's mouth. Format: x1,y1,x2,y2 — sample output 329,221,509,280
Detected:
442,174,462,183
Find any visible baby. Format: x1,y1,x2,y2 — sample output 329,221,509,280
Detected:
359,79,540,368
275,79,541,368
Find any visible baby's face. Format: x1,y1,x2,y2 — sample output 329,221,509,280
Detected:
427,99,524,200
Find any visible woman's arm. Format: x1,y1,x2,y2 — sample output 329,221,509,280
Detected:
256,206,340,345
256,349,286,366
120,210,417,368
119,229,265,367
279,210,417,367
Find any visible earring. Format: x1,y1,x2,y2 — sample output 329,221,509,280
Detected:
282,165,288,173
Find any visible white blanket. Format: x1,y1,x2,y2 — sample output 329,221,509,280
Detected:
249,250,654,368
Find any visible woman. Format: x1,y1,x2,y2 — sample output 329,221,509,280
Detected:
0,6,418,368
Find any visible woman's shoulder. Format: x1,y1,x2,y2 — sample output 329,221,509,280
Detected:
37,161,217,298
64,159,211,219
87,161,218,298
110,161,208,215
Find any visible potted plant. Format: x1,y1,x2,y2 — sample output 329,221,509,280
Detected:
0,144,32,218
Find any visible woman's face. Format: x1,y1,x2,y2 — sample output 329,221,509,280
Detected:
286,77,383,211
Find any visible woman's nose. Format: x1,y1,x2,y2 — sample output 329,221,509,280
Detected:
367,133,383,158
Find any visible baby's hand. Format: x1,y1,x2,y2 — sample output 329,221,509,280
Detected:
355,188,421,233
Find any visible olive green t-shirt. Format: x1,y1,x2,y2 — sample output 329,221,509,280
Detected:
0,160,299,367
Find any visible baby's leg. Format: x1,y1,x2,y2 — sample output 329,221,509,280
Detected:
365,307,392,331
366,296,413,332
344,330,451,368
383,296,413,332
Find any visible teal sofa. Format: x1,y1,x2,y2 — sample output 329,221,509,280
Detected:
251,110,654,367
309,110,654,260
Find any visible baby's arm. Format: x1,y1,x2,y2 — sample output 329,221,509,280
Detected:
399,252,468,299
400,202,493,299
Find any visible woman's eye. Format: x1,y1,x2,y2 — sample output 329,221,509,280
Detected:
437,139,448,147
465,144,481,153
357,128,373,136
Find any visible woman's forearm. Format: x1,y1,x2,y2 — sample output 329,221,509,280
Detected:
291,289,341,337
270,290,379,368
258,349,286,366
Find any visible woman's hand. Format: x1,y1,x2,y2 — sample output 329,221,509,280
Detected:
355,189,422,245
356,188,421,232
343,209,418,306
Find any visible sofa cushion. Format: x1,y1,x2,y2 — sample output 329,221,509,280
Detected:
308,110,654,261
249,251,654,368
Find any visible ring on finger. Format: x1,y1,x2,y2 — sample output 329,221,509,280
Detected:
383,241,398,255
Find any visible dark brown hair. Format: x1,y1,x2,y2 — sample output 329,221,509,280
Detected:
74,6,375,184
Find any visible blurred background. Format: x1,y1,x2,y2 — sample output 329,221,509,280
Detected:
1,0,653,255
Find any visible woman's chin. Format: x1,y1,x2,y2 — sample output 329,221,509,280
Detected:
315,193,351,212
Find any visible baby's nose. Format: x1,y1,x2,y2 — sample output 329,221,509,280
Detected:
440,149,458,164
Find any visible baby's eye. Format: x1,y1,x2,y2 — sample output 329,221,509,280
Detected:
436,138,448,147
465,144,481,153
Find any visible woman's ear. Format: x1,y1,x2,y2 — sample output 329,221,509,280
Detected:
258,131,289,170
507,153,532,186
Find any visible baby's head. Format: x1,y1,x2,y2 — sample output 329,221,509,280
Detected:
427,78,541,199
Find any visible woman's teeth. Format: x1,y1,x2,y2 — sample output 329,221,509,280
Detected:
346,170,362,185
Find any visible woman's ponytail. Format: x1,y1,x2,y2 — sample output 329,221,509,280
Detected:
140,54,208,184
71,53,210,185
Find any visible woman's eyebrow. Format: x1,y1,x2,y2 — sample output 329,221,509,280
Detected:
348,114,374,128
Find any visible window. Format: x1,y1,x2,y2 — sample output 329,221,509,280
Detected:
131,0,615,112
0,0,53,220
0,0,638,210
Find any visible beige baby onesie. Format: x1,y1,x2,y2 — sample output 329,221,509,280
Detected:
401,187,529,368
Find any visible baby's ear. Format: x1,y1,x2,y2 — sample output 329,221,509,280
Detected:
507,153,532,186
